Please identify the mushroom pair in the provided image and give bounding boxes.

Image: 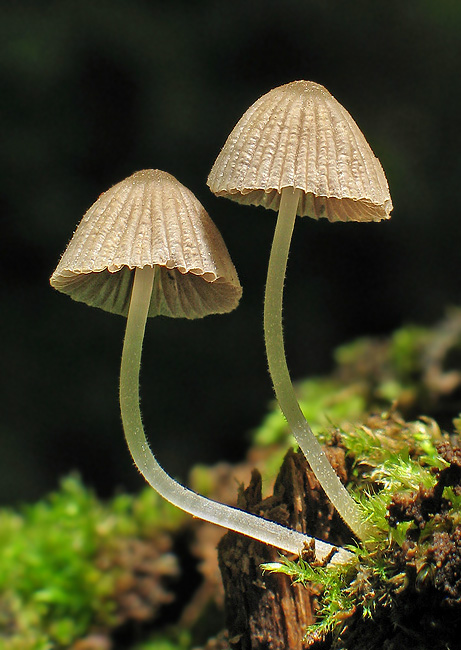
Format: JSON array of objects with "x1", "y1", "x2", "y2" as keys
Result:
[
  {"x1": 50, "y1": 168, "x2": 348, "y2": 563},
  {"x1": 51, "y1": 80, "x2": 392, "y2": 556},
  {"x1": 208, "y1": 81, "x2": 392, "y2": 541}
]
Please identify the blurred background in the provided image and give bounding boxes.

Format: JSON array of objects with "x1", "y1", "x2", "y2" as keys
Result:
[{"x1": 2, "y1": 0, "x2": 460, "y2": 506}]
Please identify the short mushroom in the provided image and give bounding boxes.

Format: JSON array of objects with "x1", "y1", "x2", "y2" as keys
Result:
[
  {"x1": 50, "y1": 168, "x2": 351, "y2": 562},
  {"x1": 208, "y1": 81, "x2": 393, "y2": 541}
]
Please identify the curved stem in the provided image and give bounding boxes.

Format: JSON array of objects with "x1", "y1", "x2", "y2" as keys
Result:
[
  {"x1": 264, "y1": 187, "x2": 371, "y2": 541},
  {"x1": 119, "y1": 266, "x2": 352, "y2": 564}
]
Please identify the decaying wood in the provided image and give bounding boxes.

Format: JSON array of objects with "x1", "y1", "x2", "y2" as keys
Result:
[{"x1": 218, "y1": 447, "x2": 353, "y2": 650}]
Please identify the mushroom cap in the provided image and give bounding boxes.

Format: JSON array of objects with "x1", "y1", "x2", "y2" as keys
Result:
[
  {"x1": 207, "y1": 80, "x2": 392, "y2": 222},
  {"x1": 50, "y1": 169, "x2": 242, "y2": 319}
]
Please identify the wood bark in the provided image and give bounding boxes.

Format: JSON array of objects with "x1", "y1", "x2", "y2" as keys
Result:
[{"x1": 218, "y1": 447, "x2": 352, "y2": 650}]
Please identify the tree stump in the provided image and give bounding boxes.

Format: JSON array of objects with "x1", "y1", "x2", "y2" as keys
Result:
[{"x1": 218, "y1": 447, "x2": 352, "y2": 650}]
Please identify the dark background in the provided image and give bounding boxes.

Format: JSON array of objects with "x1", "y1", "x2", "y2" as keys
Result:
[{"x1": 2, "y1": 0, "x2": 460, "y2": 506}]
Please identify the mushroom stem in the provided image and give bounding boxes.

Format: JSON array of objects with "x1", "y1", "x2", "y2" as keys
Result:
[
  {"x1": 120, "y1": 265, "x2": 352, "y2": 563},
  {"x1": 264, "y1": 187, "x2": 371, "y2": 541}
]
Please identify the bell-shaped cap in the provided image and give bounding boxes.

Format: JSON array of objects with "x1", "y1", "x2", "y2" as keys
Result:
[
  {"x1": 208, "y1": 80, "x2": 392, "y2": 222},
  {"x1": 50, "y1": 170, "x2": 242, "y2": 319}
]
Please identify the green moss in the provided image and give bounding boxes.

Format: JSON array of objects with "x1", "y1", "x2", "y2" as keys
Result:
[
  {"x1": 262, "y1": 411, "x2": 461, "y2": 647},
  {"x1": 0, "y1": 476, "x2": 185, "y2": 650},
  {"x1": 388, "y1": 325, "x2": 429, "y2": 379},
  {"x1": 134, "y1": 629, "x2": 192, "y2": 650}
]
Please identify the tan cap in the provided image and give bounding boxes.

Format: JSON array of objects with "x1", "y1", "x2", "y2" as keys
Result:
[
  {"x1": 50, "y1": 169, "x2": 242, "y2": 319},
  {"x1": 207, "y1": 80, "x2": 392, "y2": 222}
]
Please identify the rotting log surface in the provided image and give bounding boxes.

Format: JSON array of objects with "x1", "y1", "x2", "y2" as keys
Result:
[{"x1": 218, "y1": 448, "x2": 352, "y2": 650}]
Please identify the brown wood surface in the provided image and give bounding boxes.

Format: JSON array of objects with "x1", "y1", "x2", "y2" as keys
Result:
[{"x1": 218, "y1": 448, "x2": 352, "y2": 649}]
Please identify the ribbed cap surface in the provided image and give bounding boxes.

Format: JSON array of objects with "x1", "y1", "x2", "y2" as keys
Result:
[
  {"x1": 50, "y1": 170, "x2": 242, "y2": 318},
  {"x1": 208, "y1": 81, "x2": 392, "y2": 222}
]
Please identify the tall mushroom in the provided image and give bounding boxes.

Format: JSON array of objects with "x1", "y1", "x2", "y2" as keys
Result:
[
  {"x1": 208, "y1": 81, "x2": 393, "y2": 541},
  {"x1": 50, "y1": 169, "x2": 351, "y2": 562}
]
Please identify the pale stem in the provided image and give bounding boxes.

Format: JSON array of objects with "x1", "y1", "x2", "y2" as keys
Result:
[
  {"x1": 119, "y1": 265, "x2": 352, "y2": 564},
  {"x1": 264, "y1": 187, "x2": 371, "y2": 541}
]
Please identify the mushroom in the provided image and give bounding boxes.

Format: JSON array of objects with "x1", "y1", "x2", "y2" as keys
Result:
[
  {"x1": 208, "y1": 81, "x2": 393, "y2": 541},
  {"x1": 50, "y1": 169, "x2": 351, "y2": 562}
]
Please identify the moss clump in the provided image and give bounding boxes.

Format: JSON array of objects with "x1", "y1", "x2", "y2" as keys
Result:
[
  {"x1": 0, "y1": 476, "x2": 184, "y2": 650},
  {"x1": 334, "y1": 309, "x2": 461, "y2": 417},
  {"x1": 263, "y1": 410, "x2": 461, "y2": 649},
  {"x1": 133, "y1": 629, "x2": 193, "y2": 650}
]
